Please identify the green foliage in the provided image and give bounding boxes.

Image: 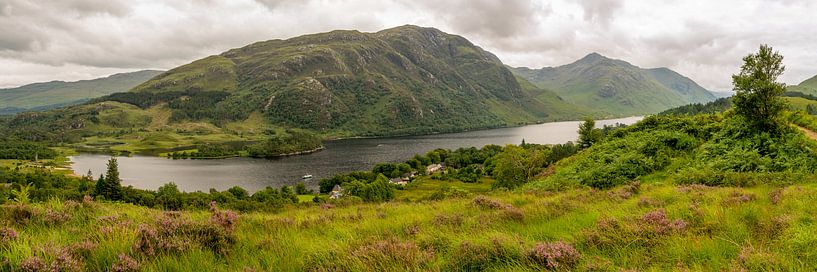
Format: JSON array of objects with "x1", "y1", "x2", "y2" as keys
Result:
[
  {"x1": 577, "y1": 117, "x2": 601, "y2": 148},
  {"x1": 731, "y1": 44, "x2": 787, "y2": 132},
  {"x1": 343, "y1": 174, "x2": 395, "y2": 202},
  {"x1": 246, "y1": 129, "x2": 322, "y2": 157},
  {"x1": 94, "y1": 157, "x2": 123, "y2": 201},
  {"x1": 660, "y1": 97, "x2": 732, "y2": 116},
  {"x1": 156, "y1": 182, "x2": 182, "y2": 210},
  {"x1": 683, "y1": 117, "x2": 817, "y2": 177},
  {"x1": 294, "y1": 182, "x2": 311, "y2": 195},
  {"x1": 0, "y1": 141, "x2": 58, "y2": 160},
  {"x1": 529, "y1": 115, "x2": 711, "y2": 190},
  {"x1": 493, "y1": 145, "x2": 549, "y2": 189},
  {"x1": 11, "y1": 183, "x2": 33, "y2": 204}
]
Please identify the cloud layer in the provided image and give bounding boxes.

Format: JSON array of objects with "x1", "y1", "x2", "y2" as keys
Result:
[{"x1": 1, "y1": 0, "x2": 815, "y2": 90}]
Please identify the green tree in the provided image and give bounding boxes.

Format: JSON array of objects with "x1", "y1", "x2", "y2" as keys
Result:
[
  {"x1": 577, "y1": 117, "x2": 601, "y2": 148},
  {"x1": 94, "y1": 157, "x2": 123, "y2": 201},
  {"x1": 731, "y1": 44, "x2": 787, "y2": 132},
  {"x1": 156, "y1": 182, "x2": 182, "y2": 210},
  {"x1": 295, "y1": 182, "x2": 311, "y2": 195},
  {"x1": 228, "y1": 186, "x2": 249, "y2": 200},
  {"x1": 493, "y1": 145, "x2": 549, "y2": 189}
]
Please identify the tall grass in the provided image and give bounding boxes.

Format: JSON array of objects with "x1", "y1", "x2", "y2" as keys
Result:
[{"x1": 3, "y1": 179, "x2": 817, "y2": 271}]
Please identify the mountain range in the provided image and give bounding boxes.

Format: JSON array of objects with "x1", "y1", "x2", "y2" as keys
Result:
[
  {"x1": 0, "y1": 70, "x2": 163, "y2": 115},
  {"x1": 121, "y1": 25, "x2": 588, "y2": 136},
  {"x1": 511, "y1": 53, "x2": 716, "y2": 115},
  {"x1": 0, "y1": 25, "x2": 591, "y2": 154}
]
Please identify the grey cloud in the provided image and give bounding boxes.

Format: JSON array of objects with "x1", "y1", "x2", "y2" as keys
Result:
[
  {"x1": 1, "y1": 0, "x2": 816, "y2": 91},
  {"x1": 577, "y1": 0, "x2": 623, "y2": 26},
  {"x1": 406, "y1": 0, "x2": 546, "y2": 39},
  {"x1": 52, "y1": 0, "x2": 132, "y2": 16}
]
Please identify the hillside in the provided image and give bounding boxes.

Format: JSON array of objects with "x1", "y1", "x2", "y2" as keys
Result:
[
  {"x1": 512, "y1": 53, "x2": 716, "y2": 116},
  {"x1": 3, "y1": 112, "x2": 817, "y2": 270},
  {"x1": 0, "y1": 25, "x2": 589, "y2": 155},
  {"x1": 128, "y1": 25, "x2": 584, "y2": 134},
  {"x1": 0, "y1": 70, "x2": 163, "y2": 115},
  {"x1": 789, "y1": 75, "x2": 817, "y2": 95}
]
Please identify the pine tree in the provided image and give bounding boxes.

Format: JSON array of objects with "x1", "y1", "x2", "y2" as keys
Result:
[
  {"x1": 84, "y1": 169, "x2": 94, "y2": 181},
  {"x1": 94, "y1": 157, "x2": 123, "y2": 201},
  {"x1": 94, "y1": 174, "x2": 105, "y2": 200}
]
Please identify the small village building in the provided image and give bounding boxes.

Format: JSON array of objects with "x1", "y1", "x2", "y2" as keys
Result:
[
  {"x1": 389, "y1": 177, "x2": 407, "y2": 186},
  {"x1": 426, "y1": 164, "x2": 444, "y2": 173},
  {"x1": 330, "y1": 185, "x2": 343, "y2": 199}
]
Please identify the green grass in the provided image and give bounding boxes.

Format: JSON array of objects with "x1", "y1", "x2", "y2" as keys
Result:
[
  {"x1": 296, "y1": 195, "x2": 315, "y2": 203},
  {"x1": 395, "y1": 176, "x2": 494, "y2": 201},
  {"x1": 784, "y1": 97, "x2": 817, "y2": 111},
  {"x1": 3, "y1": 181, "x2": 816, "y2": 271}
]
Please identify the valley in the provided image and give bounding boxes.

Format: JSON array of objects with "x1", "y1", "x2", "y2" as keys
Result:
[{"x1": 1, "y1": 5, "x2": 816, "y2": 270}]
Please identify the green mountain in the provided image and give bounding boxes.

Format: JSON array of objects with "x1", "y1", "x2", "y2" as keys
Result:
[
  {"x1": 1, "y1": 25, "x2": 588, "y2": 155},
  {"x1": 789, "y1": 75, "x2": 817, "y2": 95},
  {"x1": 0, "y1": 70, "x2": 163, "y2": 115},
  {"x1": 127, "y1": 25, "x2": 586, "y2": 134},
  {"x1": 511, "y1": 53, "x2": 716, "y2": 116}
]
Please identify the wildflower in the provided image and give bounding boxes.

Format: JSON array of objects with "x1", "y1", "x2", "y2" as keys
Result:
[
  {"x1": 0, "y1": 227, "x2": 18, "y2": 244},
  {"x1": 527, "y1": 241, "x2": 581, "y2": 269},
  {"x1": 472, "y1": 195, "x2": 503, "y2": 209},
  {"x1": 20, "y1": 256, "x2": 46, "y2": 272},
  {"x1": 83, "y1": 195, "x2": 94, "y2": 205},
  {"x1": 111, "y1": 254, "x2": 139, "y2": 272},
  {"x1": 43, "y1": 209, "x2": 71, "y2": 225}
]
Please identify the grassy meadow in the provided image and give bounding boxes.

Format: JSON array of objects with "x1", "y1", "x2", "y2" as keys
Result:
[{"x1": 2, "y1": 179, "x2": 815, "y2": 271}]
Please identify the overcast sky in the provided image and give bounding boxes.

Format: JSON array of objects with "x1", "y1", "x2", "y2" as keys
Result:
[{"x1": 1, "y1": 0, "x2": 815, "y2": 90}]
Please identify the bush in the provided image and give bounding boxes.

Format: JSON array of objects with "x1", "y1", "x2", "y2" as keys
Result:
[{"x1": 527, "y1": 241, "x2": 581, "y2": 269}]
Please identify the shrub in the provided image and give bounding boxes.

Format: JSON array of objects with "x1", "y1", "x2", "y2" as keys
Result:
[
  {"x1": 134, "y1": 206, "x2": 239, "y2": 257},
  {"x1": 472, "y1": 195, "x2": 503, "y2": 209},
  {"x1": 111, "y1": 254, "x2": 139, "y2": 272},
  {"x1": 584, "y1": 210, "x2": 688, "y2": 249},
  {"x1": 527, "y1": 241, "x2": 581, "y2": 269},
  {"x1": 449, "y1": 239, "x2": 520, "y2": 271},
  {"x1": 0, "y1": 227, "x2": 18, "y2": 246},
  {"x1": 19, "y1": 256, "x2": 46, "y2": 272},
  {"x1": 42, "y1": 209, "x2": 71, "y2": 226},
  {"x1": 350, "y1": 238, "x2": 435, "y2": 270}
]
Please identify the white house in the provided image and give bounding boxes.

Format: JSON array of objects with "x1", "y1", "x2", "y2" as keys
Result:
[
  {"x1": 426, "y1": 164, "x2": 443, "y2": 173},
  {"x1": 329, "y1": 185, "x2": 343, "y2": 199}
]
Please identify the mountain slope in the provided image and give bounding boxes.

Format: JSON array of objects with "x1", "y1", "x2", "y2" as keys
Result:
[
  {"x1": 512, "y1": 53, "x2": 715, "y2": 116},
  {"x1": 789, "y1": 75, "x2": 817, "y2": 95},
  {"x1": 124, "y1": 25, "x2": 584, "y2": 136},
  {"x1": 2, "y1": 25, "x2": 588, "y2": 154},
  {"x1": 0, "y1": 70, "x2": 163, "y2": 114}
]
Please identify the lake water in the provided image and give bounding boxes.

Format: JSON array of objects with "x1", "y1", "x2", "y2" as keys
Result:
[{"x1": 69, "y1": 116, "x2": 642, "y2": 193}]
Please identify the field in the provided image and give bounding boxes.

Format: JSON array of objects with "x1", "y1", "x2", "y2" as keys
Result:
[{"x1": 2, "y1": 178, "x2": 815, "y2": 271}]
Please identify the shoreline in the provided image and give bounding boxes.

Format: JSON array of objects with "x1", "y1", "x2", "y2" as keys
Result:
[{"x1": 324, "y1": 115, "x2": 644, "y2": 142}]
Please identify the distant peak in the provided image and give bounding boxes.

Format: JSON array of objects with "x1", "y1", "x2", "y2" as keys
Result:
[
  {"x1": 579, "y1": 52, "x2": 607, "y2": 62},
  {"x1": 378, "y1": 25, "x2": 445, "y2": 35}
]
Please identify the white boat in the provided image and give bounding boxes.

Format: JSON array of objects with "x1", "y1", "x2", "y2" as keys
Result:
[{"x1": 302, "y1": 174, "x2": 313, "y2": 179}]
